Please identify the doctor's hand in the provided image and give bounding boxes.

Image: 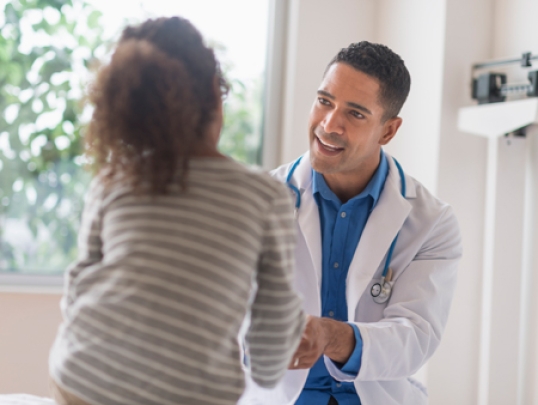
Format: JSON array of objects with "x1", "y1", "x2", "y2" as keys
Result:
[{"x1": 288, "y1": 315, "x2": 355, "y2": 370}]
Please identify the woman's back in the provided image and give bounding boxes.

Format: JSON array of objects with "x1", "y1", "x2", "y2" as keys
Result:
[
  {"x1": 48, "y1": 16, "x2": 305, "y2": 405},
  {"x1": 50, "y1": 158, "x2": 304, "y2": 405}
]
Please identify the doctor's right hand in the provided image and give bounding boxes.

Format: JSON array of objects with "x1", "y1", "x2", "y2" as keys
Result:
[
  {"x1": 289, "y1": 315, "x2": 325, "y2": 369},
  {"x1": 288, "y1": 315, "x2": 356, "y2": 370}
]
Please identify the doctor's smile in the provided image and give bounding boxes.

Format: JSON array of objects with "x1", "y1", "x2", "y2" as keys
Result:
[{"x1": 314, "y1": 132, "x2": 345, "y2": 156}]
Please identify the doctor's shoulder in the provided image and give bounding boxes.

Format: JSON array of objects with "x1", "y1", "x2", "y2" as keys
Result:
[
  {"x1": 403, "y1": 174, "x2": 463, "y2": 258},
  {"x1": 405, "y1": 174, "x2": 456, "y2": 220},
  {"x1": 269, "y1": 160, "x2": 294, "y2": 183}
]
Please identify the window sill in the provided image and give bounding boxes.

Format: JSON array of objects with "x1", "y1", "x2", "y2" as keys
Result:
[{"x1": 0, "y1": 273, "x2": 63, "y2": 294}]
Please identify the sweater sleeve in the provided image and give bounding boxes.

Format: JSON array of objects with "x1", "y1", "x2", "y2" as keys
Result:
[
  {"x1": 61, "y1": 176, "x2": 105, "y2": 319},
  {"x1": 245, "y1": 183, "x2": 306, "y2": 388}
]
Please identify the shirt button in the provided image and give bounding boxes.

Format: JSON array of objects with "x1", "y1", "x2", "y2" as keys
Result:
[
  {"x1": 340, "y1": 212, "x2": 347, "y2": 218},
  {"x1": 328, "y1": 311, "x2": 334, "y2": 317},
  {"x1": 333, "y1": 262, "x2": 339, "y2": 269},
  {"x1": 336, "y1": 383, "x2": 342, "y2": 388}
]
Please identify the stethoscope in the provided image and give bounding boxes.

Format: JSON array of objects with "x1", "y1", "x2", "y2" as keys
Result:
[{"x1": 285, "y1": 155, "x2": 406, "y2": 305}]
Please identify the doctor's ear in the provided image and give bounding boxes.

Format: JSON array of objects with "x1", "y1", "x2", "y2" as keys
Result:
[{"x1": 379, "y1": 117, "x2": 402, "y2": 145}]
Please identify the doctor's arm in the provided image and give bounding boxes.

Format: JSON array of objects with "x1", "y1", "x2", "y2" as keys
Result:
[{"x1": 327, "y1": 205, "x2": 462, "y2": 382}]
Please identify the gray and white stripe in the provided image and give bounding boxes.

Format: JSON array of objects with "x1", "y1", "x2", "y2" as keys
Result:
[{"x1": 50, "y1": 158, "x2": 305, "y2": 405}]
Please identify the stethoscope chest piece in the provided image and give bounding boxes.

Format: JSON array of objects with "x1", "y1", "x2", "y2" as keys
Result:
[
  {"x1": 371, "y1": 280, "x2": 392, "y2": 304},
  {"x1": 371, "y1": 267, "x2": 393, "y2": 304}
]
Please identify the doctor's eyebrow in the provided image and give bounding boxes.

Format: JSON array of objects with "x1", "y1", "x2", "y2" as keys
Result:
[{"x1": 317, "y1": 90, "x2": 372, "y2": 115}]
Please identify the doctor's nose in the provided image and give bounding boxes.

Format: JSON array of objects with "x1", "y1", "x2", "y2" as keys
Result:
[{"x1": 321, "y1": 111, "x2": 344, "y2": 135}]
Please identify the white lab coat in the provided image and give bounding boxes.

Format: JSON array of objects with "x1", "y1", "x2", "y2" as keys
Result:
[{"x1": 239, "y1": 151, "x2": 462, "y2": 405}]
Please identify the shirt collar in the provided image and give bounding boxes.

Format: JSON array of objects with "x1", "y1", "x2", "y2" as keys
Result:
[{"x1": 312, "y1": 149, "x2": 388, "y2": 207}]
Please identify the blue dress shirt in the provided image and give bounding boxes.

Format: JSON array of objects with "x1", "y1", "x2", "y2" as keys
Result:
[{"x1": 295, "y1": 151, "x2": 389, "y2": 405}]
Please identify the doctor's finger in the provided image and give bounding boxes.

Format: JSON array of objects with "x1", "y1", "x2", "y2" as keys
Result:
[
  {"x1": 293, "y1": 353, "x2": 321, "y2": 369},
  {"x1": 293, "y1": 341, "x2": 316, "y2": 359}
]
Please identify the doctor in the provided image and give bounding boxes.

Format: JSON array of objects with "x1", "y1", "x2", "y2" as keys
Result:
[{"x1": 240, "y1": 41, "x2": 462, "y2": 405}]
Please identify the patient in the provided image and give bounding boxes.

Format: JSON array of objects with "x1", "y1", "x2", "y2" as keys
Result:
[{"x1": 48, "y1": 17, "x2": 305, "y2": 405}]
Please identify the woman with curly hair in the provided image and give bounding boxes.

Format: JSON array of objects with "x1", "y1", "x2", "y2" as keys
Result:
[{"x1": 48, "y1": 16, "x2": 305, "y2": 405}]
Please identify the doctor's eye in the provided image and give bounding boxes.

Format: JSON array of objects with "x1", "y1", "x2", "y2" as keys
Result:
[{"x1": 349, "y1": 110, "x2": 364, "y2": 119}]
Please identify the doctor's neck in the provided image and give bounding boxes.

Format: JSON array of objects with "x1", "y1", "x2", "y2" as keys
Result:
[{"x1": 320, "y1": 154, "x2": 381, "y2": 204}]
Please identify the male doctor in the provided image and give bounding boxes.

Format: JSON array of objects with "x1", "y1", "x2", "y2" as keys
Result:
[{"x1": 240, "y1": 41, "x2": 462, "y2": 405}]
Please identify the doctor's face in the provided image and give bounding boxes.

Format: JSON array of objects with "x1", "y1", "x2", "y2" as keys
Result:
[{"x1": 308, "y1": 63, "x2": 401, "y2": 185}]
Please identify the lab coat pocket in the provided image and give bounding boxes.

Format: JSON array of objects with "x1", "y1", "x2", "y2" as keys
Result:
[{"x1": 353, "y1": 279, "x2": 389, "y2": 322}]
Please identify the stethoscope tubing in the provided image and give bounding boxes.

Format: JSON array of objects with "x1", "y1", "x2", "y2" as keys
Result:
[
  {"x1": 381, "y1": 157, "x2": 405, "y2": 279},
  {"x1": 286, "y1": 157, "x2": 303, "y2": 210}
]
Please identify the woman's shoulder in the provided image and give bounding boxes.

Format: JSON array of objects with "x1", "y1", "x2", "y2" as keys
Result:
[{"x1": 190, "y1": 157, "x2": 289, "y2": 198}]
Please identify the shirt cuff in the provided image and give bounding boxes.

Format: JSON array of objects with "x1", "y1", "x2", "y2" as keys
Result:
[
  {"x1": 340, "y1": 323, "x2": 363, "y2": 375},
  {"x1": 323, "y1": 323, "x2": 363, "y2": 382}
]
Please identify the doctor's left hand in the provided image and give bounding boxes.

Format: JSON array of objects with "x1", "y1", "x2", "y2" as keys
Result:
[{"x1": 289, "y1": 315, "x2": 355, "y2": 370}]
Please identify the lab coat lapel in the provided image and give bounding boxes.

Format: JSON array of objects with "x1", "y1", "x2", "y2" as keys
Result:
[
  {"x1": 346, "y1": 155, "x2": 413, "y2": 320},
  {"x1": 294, "y1": 153, "x2": 323, "y2": 293}
]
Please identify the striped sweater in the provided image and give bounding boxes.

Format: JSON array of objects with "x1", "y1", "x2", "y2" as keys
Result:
[{"x1": 49, "y1": 157, "x2": 306, "y2": 405}]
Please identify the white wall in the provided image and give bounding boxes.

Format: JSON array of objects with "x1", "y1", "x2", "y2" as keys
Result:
[
  {"x1": 0, "y1": 292, "x2": 62, "y2": 396},
  {"x1": 488, "y1": 3, "x2": 538, "y2": 404},
  {"x1": 279, "y1": 0, "x2": 376, "y2": 164},
  {"x1": 524, "y1": 126, "x2": 538, "y2": 405},
  {"x1": 376, "y1": 0, "x2": 447, "y2": 194},
  {"x1": 429, "y1": 0, "x2": 493, "y2": 404}
]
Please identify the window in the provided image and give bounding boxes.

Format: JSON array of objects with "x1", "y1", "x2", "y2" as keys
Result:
[{"x1": 0, "y1": 0, "x2": 270, "y2": 277}]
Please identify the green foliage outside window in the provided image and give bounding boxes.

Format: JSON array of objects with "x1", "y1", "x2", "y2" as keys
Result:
[{"x1": 0, "y1": 0, "x2": 264, "y2": 274}]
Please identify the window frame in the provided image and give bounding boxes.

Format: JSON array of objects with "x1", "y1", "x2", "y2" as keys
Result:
[
  {"x1": 0, "y1": 0, "x2": 287, "y2": 288},
  {"x1": 260, "y1": 0, "x2": 288, "y2": 170},
  {"x1": 0, "y1": 273, "x2": 63, "y2": 291}
]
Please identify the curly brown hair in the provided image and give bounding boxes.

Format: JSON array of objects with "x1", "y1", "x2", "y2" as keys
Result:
[{"x1": 85, "y1": 17, "x2": 228, "y2": 194}]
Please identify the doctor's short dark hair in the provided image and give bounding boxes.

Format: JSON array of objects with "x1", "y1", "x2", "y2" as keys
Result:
[
  {"x1": 85, "y1": 16, "x2": 229, "y2": 194},
  {"x1": 326, "y1": 41, "x2": 411, "y2": 122}
]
